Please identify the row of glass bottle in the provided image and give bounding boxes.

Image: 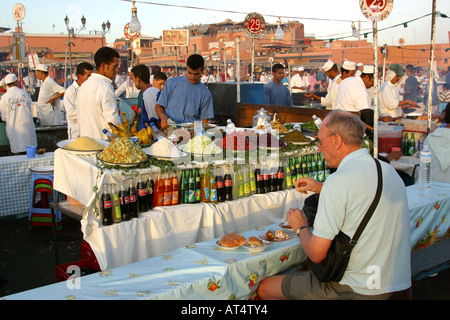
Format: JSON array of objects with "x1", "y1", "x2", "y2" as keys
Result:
[{"x1": 100, "y1": 152, "x2": 330, "y2": 226}]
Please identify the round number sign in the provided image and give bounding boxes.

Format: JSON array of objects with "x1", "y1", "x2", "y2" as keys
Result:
[
  {"x1": 12, "y1": 3, "x2": 26, "y2": 22},
  {"x1": 124, "y1": 23, "x2": 140, "y2": 40},
  {"x1": 244, "y1": 12, "x2": 266, "y2": 36},
  {"x1": 360, "y1": 0, "x2": 394, "y2": 22}
]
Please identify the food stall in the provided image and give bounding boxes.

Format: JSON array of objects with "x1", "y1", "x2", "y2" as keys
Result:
[{"x1": 50, "y1": 118, "x2": 323, "y2": 270}]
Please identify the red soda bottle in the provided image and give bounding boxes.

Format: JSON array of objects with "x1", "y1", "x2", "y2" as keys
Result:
[{"x1": 171, "y1": 171, "x2": 179, "y2": 205}]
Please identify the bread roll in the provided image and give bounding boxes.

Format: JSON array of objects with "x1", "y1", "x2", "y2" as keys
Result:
[
  {"x1": 247, "y1": 236, "x2": 263, "y2": 247},
  {"x1": 266, "y1": 230, "x2": 275, "y2": 241},
  {"x1": 219, "y1": 233, "x2": 246, "y2": 247}
]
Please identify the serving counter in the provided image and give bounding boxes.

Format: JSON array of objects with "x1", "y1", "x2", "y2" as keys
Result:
[{"x1": 53, "y1": 149, "x2": 308, "y2": 270}]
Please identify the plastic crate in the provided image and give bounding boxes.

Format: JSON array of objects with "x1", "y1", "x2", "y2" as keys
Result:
[
  {"x1": 56, "y1": 257, "x2": 100, "y2": 282},
  {"x1": 80, "y1": 241, "x2": 101, "y2": 270}
]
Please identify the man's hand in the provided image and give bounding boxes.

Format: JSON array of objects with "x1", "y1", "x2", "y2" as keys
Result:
[
  {"x1": 286, "y1": 208, "x2": 308, "y2": 231},
  {"x1": 295, "y1": 177, "x2": 323, "y2": 194}
]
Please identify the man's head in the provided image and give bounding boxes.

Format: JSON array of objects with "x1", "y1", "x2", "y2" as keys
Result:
[
  {"x1": 318, "y1": 110, "x2": 365, "y2": 168},
  {"x1": 151, "y1": 65, "x2": 161, "y2": 75},
  {"x1": 35, "y1": 64, "x2": 49, "y2": 81},
  {"x1": 131, "y1": 64, "x2": 150, "y2": 89},
  {"x1": 405, "y1": 64, "x2": 415, "y2": 77},
  {"x1": 340, "y1": 61, "x2": 356, "y2": 80},
  {"x1": 360, "y1": 65, "x2": 374, "y2": 89},
  {"x1": 298, "y1": 66, "x2": 305, "y2": 76},
  {"x1": 5, "y1": 73, "x2": 17, "y2": 87},
  {"x1": 76, "y1": 62, "x2": 94, "y2": 85},
  {"x1": 94, "y1": 47, "x2": 120, "y2": 80},
  {"x1": 186, "y1": 54, "x2": 205, "y2": 84},
  {"x1": 271, "y1": 63, "x2": 285, "y2": 84},
  {"x1": 152, "y1": 71, "x2": 167, "y2": 91},
  {"x1": 323, "y1": 60, "x2": 339, "y2": 80},
  {"x1": 387, "y1": 63, "x2": 405, "y2": 85}
]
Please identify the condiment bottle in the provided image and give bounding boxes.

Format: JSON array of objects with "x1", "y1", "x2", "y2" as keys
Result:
[
  {"x1": 147, "y1": 174, "x2": 154, "y2": 210},
  {"x1": 195, "y1": 168, "x2": 201, "y2": 203},
  {"x1": 249, "y1": 164, "x2": 256, "y2": 195},
  {"x1": 232, "y1": 166, "x2": 240, "y2": 200},
  {"x1": 188, "y1": 168, "x2": 196, "y2": 204},
  {"x1": 180, "y1": 169, "x2": 188, "y2": 204},
  {"x1": 210, "y1": 171, "x2": 218, "y2": 204}
]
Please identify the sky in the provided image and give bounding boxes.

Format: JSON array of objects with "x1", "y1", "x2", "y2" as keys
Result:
[{"x1": 1, "y1": 0, "x2": 449, "y2": 47}]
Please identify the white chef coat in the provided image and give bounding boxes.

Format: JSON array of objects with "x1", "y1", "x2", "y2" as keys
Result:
[
  {"x1": 290, "y1": 73, "x2": 309, "y2": 93},
  {"x1": 37, "y1": 76, "x2": 65, "y2": 126},
  {"x1": 114, "y1": 79, "x2": 139, "y2": 99},
  {"x1": 0, "y1": 86, "x2": 37, "y2": 153},
  {"x1": 321, "y1": 75, "x2": 341, "y2": 110},
  {"x1": 334, "y1": 76, "x2": 372, "y2": 112},
  {"x1": 63, "y1": 81, "x2": 80, "y2": 139},
  {"x1": 378, "y1": 81, "x2": 402, "y2": 118},
  {"x1": 76, "y1": 73, "x2": 121, "y2": 140}
]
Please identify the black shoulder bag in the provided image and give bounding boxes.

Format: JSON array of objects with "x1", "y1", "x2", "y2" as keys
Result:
[{"x1": 308, "y1": 158, "x2": 383, "y2": 283}]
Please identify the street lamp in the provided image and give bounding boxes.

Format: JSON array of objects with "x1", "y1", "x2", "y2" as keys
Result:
[{"x1": 64, "y1": 14, "x2": 86, "y2": 87}]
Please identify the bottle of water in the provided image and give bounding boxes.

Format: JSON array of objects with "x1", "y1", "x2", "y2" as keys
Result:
[
  {"x1": 149, "y1": 122, "x2": 164, "y2": 141},
  {"x1": 312, "y1": 115, "x2": 322, "y2": 129},
  {"x1": 102, "y1": 128, "x2": 118, "y2": 141},
  {"x1": 419, "y1": 145, "x2": 432, "y2": 189}
]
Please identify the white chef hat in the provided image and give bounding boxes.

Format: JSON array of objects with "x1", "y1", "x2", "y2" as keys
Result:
[
  {"x1": 5, "y1": 73, "x2": 18, "y2": 85},
  {"x1": 298, "y1": 66, "x2": 305, "y2": 72},
  {"x1": 35, "y1": 64, "x2": 49, "y2": 72},
  {"x1": 362, "y1": 65, "x2": 374, "y2": 74},
  {"x1": 342, "y1": 60, "x2": 356, "y2": 71},
  {"x1": 323, "y1": 60, "x2": 334, "y2": 72}
]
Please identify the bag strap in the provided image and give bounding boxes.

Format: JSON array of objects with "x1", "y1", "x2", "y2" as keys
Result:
[{"x1": 350, "y1": 158, "x2": 383, "y2": 245}]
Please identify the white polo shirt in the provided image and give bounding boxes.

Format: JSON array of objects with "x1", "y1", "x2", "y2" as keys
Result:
[{"x1": 313, "y1": 149, "x2": 411, "y2": 295}]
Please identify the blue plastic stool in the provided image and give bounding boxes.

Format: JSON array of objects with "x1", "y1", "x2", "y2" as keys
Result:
[{"x1": 28, "y1": 166, "x2": 62, "y2": 230}]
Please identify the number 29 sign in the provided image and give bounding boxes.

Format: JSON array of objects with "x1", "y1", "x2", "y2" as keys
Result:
[{"x1": 244, "y1": 12, "x2": 266, "y2": 37}]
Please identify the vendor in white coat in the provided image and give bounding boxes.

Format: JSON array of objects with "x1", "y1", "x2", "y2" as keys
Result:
[
  {"x1": 378, "y1": 63, "x2": 417, "y2": 122},
  {"x1": 35, "y1": 64, "x2": 65, "y2": 126},
  {"x1": 0, "y1": 74, "x2": 37, "y2": 154},
  {"x1": 304, "y1": 60, "x2": 341, "y2": 109},
  {"x1": 76, "y1": 47, "x2": 122, "y2": 140},
  {"x1": 63, "y1": 62, "x2": 94, "y2": 139}
]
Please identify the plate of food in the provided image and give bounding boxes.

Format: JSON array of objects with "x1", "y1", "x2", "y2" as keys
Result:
[
  {"x1": 288, "y1": 136, "x2": 316, "y2": 145},
  {"x1": 278, "y1": 222, "x2": 295, "y2": 233},
  {"x1": 243, "y1": 237, "x2": 271, "y2": 253},
  {"x1": 96, "y1": 137, "x2": 148, "y2": 167},
  {"x1": 259, "y1": 229, "x2": 294, "y2": 242},
  {"x1": 57, "y1": 137, "x2": 109, "y2": 155},
  {"x1": 216, "y1": 233, "x2": 246, "y2": 251}
]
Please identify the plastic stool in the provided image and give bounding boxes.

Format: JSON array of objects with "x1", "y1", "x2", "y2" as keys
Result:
[{"x1": 28, "y1": 166, "x2": 63, "y2": 230}]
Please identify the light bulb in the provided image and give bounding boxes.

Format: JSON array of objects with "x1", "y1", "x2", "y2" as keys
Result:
[
  {"x1": 275, "y1": 25, "x2": 284, "y2": 40},
  {"x1": 129, "y1": 2, "x2": 141, "y2": 33},
  {"x1": 351, "y1": 22, "x2": 360, "y2": 38}
]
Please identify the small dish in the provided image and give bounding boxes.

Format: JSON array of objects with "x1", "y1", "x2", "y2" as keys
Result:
[{"x1": 243, "y1": 240, "x2": 271, "y2": 253}]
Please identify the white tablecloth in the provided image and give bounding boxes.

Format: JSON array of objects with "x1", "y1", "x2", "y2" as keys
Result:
[{"x1": 53, "y1": 149, "x2": 308, "y2": 270}]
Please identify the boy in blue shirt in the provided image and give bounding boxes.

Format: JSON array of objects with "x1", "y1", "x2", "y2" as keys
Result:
[{"x1": 264, "y1": 63, "x2": 293, "y2": 107}]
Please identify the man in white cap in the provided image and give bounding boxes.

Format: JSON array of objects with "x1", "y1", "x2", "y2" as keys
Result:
[
  {"x1": 35, "y1": 64, "x2": 65, "y2": 126},
  {"x1": 305, "y1": 60, "x2": 341, "y2": 109},
  {"x1": 334, "y1": 65, "x2": 375, "y2": 136},
  {"x1": 378, "y1": 63, "x2": 418, "y2": 122},
  {"x1": 0, "y1": 74, "x2": 37, "y2": 154},
  {"x1": 290, "y1": 66, "x2": 310, "y2": 93},
  {"x1": 115, "y1": 67, "x2": 139, "y2": 99}
]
